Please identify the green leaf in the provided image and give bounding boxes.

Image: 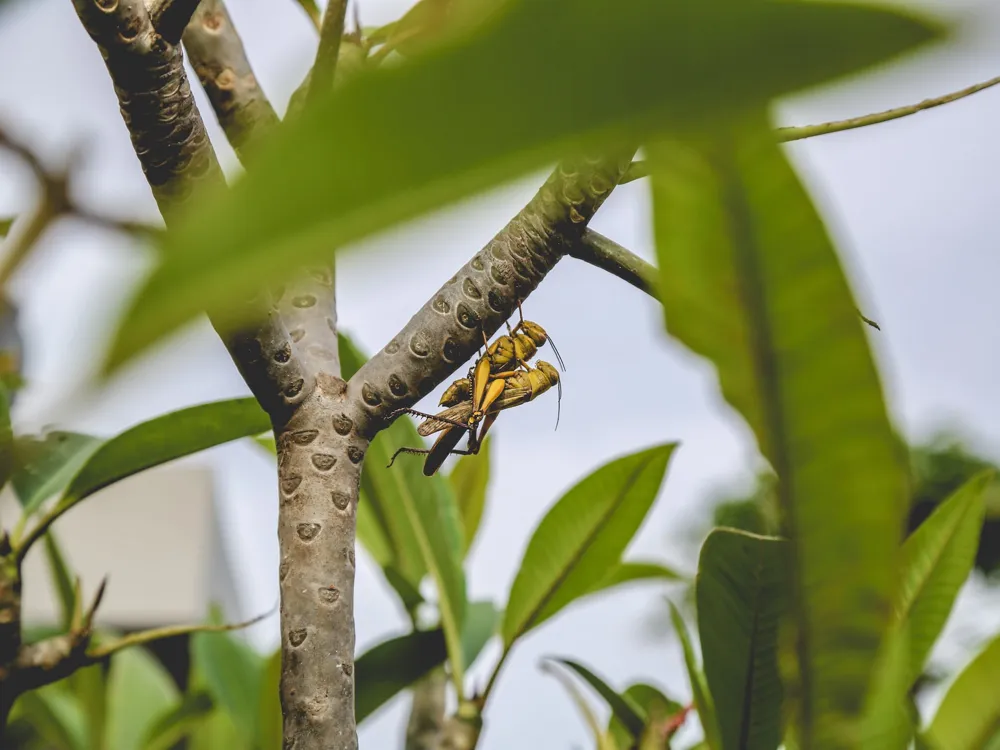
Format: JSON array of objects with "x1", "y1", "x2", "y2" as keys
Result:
[
  {"x1": 670, "y1": 602, "x2": 722, "y2": 750},
  {"x1": 14, "y1": 686, "x2": 88, "y2": 750},
  {"x1": 251, "y1": 432, "x2": 275, "y2": 454},
  {"x1": 925, "y1": 633, "x2": 1000, "y2": 750},
  {"x1": 191, "y1": 625, "x2": 264, "y2": 746},
  {"x1": 608, "y1": 683, "x2": 683, "y2": 750},
  {"x1": 648, "y1": 118, "x2": 908, "y2": 749},
  {"x1": 460, "y1": 599, "x2": 499, "y2": 671},
  {"x1": 503, "y1": 444, "x2": 676, "y2": 647},
  {"x1": 550, "y1": 658, "x2": 646, "y2": 740},
  {"x1": 860, "y1": 627, "x2": 912, "y2": 750},
  {"x1": 45, "y1": 398, "x2": 269, "y2": 527},
  {"x1": 256, "y1": 649, "x2": 282, "y2": 750},
  {"x1": 696, "y1": 529, "x2": 789, "y2": 750},
  {"x1": 106, "y1": 647, "x2": 181, "y2": 750},
  {"x1": 0, "y1": 217, "x2": 13, "y2": 237},
  {"x1": 448, "y1": 436, "x2": 491, "y2": 556},
  {"x1": 42, "y1": 530, "x2": 76, "y2": 630},
  {"x1": 11, "y1": 431, "x2": 102, "y2": 514},
  {"x1": 355, "y1": 628, "x2": 448, "y2": 723},
  {"x1": 896, "y1": 471, "x2": 990, "y2": 684},
  {"x1": 142, "y1": 691, "x2": 215, "y2": 750},
  {"x1": 105, "y1": 0, "x2": 942, "y2": 370}
]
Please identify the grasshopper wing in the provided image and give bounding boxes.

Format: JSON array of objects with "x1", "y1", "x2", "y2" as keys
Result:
[{"x1": 417, "y1": 402, "x2": 472, "y2": 436}]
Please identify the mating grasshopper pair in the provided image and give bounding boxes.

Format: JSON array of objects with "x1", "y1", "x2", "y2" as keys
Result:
[{"x1": 388, "y1": 305, "x2": 564, "y2": 476}]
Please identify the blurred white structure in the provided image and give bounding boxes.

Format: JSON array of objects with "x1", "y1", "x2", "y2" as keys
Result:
[{"x1": 0, "y1": 465, "x2": 242, "y2": 630}]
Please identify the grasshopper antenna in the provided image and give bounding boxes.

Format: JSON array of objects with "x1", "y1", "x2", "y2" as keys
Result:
[
  {"x1": 546, "y1": 331, "x2": 567, "y2": 372},
  {"x1": 554, "y1": 374, "x2": 562, "y2": 431}
]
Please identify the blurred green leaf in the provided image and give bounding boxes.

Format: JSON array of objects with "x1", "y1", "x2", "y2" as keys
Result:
[
  {"x1": 460, "y1": 599, "x2": 499, "y2": 671},
  {"x1": 925, "y1": 633, "x2": 1000, "y2": 750},
  {"x1": 608, "y1": 683, "x2": 683, "y2": 750},
  {"x1": 543, "y1": 660, "x2": 619, "y2": 750},
  {"x1": 670, "y1": 602, "x2": 721, "y2": 750},
  {"x1": 448, "y1": 436, "x2": 491, "y2": 557},
  {"x1": 142, "y1": 691, "x2": 215, "y2": 750},
  {"x1": 105, "y1": 0, "x2": 942, "y2": 370},
  {"x1": 11, "y1": 431, "x2": 102, "y2": 514},
  {"x1": 106, "y1": 647, "x2": 181, "y2": 750},
  {"x1": 356, "y1": 628, "x2": 448, "y2": 723},
  {"x1": 503, "y1": 444, "x2": 676, "y2": 647},
  {"x1": 191, "y1": 624, "x2": 264, "y2": 746},
  {"x1": 42, "y1": 530, "x2": 76, "y2": 630},
  {"x1": 0, "y1": 382, "x2": 12, "y2": 489},
  {"x1": 896, "y1": 471, "x2": 989, "y2": 684},
  {"x1": 187, "y1": 708, "x2": 247, "y2": 750},
  {"x1": 0, "y1": 217, "x2": 13, "y2": 237},
  {"x1": 550, "y1": 658, "x2": 645, "y2": 740},
  {"x1": 257, "y1": 649, "x2": 282, "y2": 750},
  {"x1": 41, "y1": 398, "x2": 269, "y2": 530},
  {"x1": 251, "y1": 433, "x2": 275, "y2": 454},
  {"x1": 14, "y1": 686, "x2": 87, "y2": 750},
  {"x1": 860, "y1": 626, "x2": 912, "y2": 750},
  {"x1": 648, "y1": 117, "x2": 907, "y2": 748},
  {"x1": 696, "y1": 529, "x2": 788, "y2": 750},
  {"x1": 67, "y1": 663, "x2": 107, "y2": 750}
]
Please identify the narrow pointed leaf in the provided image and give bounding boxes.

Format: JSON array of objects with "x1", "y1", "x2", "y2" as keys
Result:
[
  {"x1": 14, "y1": 687, "x2": 88, "y2": 750},
  {"x1": 355, "y1": 628, "x2": 448, "y2": 723},
  {"x1": 0, "y1": 383, "x2": 12, "y2": 489},
  {"x1": 649, "y1": 118, "x2": 908, "y2": 748},
  {"x1": 696, "y1": 529, "x2": 789, "y2": 750},
  {"x1": 448, "y1": 436, "x2": 491, "y2": 556},
  {"x1": 503, "y1": 444, "x2": 676, "y2": 647},
  {"x1": 106, "y1": 647, "x2": 181, "y2": 750},
  {"x1": 925, "y1": 633, "x2": 1000, "y2": 750},
  {"x1": 671, "y1": 602, "x2": 722, "y2": 750},
  {"x1": 896, "y1": 471, "x2": 990, "y2": 683},
  {"x1": 551, "y1": 658, "x2": 646, "y2": 740},
  {"x1": 105, "y1": 0, "x2": 941, "y2": 370}
]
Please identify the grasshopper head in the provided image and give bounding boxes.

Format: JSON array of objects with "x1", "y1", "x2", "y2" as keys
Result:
[
  {"x1": 536, "y1": 360, "x2": 559, "y2": 383},
  {"x1": 521, "y1": 321, "x2": 548, "y2": 346}
]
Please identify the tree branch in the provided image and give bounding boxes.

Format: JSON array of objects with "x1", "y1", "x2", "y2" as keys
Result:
[
  {"x1": 307, "y1": 0, "x2": 349, "y2": 107},
  {"x1": 621, "y1": 73, "x2": 1000, "y2": 185},
  {"x1": 568, "y1": 229, "x2": 658, "y2": 299},
  {"x1": 345, "y1": 148, "x2": 636, "y2": 437},
  {"x1": 406, "y1": 667, "x2": 447, "y2": 750},
  {"x1": 69, "y1": 0, "x2": 311, "y2": 422},
  {"x1": 149, "y1": 0, "x2": 203, "y2": 45}
]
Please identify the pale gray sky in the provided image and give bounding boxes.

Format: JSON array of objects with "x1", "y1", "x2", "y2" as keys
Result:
[{"x1": 1, "y1": 0, "x2": 999, "y2": 747}]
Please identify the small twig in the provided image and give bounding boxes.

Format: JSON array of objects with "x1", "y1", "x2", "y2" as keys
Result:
[
  {"x1": 621, "y1": 74, "x2": 1000, "y2": 185},
  {"x1": 295, "y1": 0, "x2": 323, "y2": 31},
  {"x1": 149, "y1": 0, "x2": 203, "y2": 44},
  {"x1": 307, "y1": 0, "x2": 350, "y2": 107},
  {"x1": 568, "y1": 229, "x2": 881, "y2": 330},
  {"x1": 568, "y1": 229, "x2": 659, "y2": 299},
  {"x1": 86, "y1": 607, "x2": 273, "y2": 659}
]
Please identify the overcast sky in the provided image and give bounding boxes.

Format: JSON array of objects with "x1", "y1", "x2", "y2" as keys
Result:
[{"x1": 1, "y1": 0, "x2": 999, "y2": 747}]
